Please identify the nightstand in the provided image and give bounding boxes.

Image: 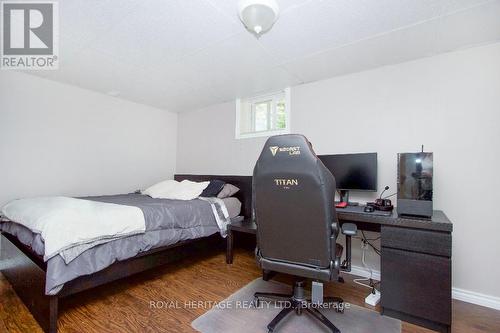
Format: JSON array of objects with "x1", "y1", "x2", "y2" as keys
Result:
[{"x1": 226, "y1": 218, "x2": 256, "y2": 264}]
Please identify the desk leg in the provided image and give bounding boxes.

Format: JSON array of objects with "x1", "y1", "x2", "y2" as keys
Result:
[{"x1": 226, "y1": 229, "x2": 233, "y2": 264}]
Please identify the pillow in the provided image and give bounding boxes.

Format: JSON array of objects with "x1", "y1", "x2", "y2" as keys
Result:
[
  {"x1": 217, "y1": 183, "x2": 240, "y2": 199},
  {"x1": 172, "y1": 180, "x2": 210, "y2": 200},
  {"x1": 143, "y1": 180, "x2": 209, "y2": 200},
  {"x1": 142, "y1": 180, "x2": 178, "y2": 197},
  {"x1": 222, "y1": 197, "x2": 242, "y2": 218},
  {"x1": 200, "y1": 179, "x2": 226, "y2": 197}
]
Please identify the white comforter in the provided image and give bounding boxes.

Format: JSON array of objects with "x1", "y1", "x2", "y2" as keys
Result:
[{"x1": 1, "y1": 196, "x2": 146, "y2": 261}]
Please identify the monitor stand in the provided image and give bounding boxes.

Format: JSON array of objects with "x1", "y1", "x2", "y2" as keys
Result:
[{"x1": 338, "y1": 190, "x2": 359, "y2": 206}]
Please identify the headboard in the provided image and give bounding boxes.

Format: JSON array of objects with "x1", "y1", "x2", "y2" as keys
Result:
[{"x1": 174, "y1": 174, "x2": 253, "y2": 218}]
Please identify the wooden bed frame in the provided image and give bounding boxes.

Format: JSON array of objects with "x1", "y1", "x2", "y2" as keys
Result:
[{"x1": 0, "y1": 174, "x2": 252, "y2": 333}]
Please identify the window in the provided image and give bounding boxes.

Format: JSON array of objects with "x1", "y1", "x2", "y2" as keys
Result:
[{"x1": 235, "y1": 88, "x2": 290, "y2": 139}]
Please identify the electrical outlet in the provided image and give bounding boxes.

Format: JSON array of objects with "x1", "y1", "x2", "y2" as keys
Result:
[{"x1": 365, "y1": 289, "x2": 381, "y2": 306}]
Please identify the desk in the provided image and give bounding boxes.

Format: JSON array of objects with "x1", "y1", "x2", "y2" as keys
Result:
[
  {"x1": 226, "y1": 209, "x2": 452, "y2": 333},
  {"x1": 338, "y1": 208, "x2": 452, "y2": 333},
  {"x1": 337, "y1": 205, "x2": 452, "y2": 232}
]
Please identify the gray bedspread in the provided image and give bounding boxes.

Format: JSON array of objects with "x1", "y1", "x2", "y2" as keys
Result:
[{"x1": 0, "y1": 194, "x2": 222, "y2": 295}]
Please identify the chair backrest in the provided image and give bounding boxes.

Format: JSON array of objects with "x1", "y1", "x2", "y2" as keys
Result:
[{"x1": 253, "y1": 134, "x2": 338, "y2": 268}]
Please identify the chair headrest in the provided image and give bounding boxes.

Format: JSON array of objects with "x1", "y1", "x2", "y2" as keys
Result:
[{"x1": 254, "y1": 134, "x2": 319, "y2": 175}]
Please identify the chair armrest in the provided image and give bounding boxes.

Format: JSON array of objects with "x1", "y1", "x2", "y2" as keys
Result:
[
  {"x1": 341, "y1": 223, "x2": 357, "y2": 236},
  {"x1": 331, "y1": 222, "x2": 340, "y2": 234},
  {"x1": 340, "y1": 223, "x2": 356, "y2": 272}
]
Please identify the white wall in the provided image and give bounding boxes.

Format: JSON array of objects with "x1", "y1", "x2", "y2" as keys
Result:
[
  {"x1": 177, "y1": 43, "x2": 500, "y2": 300},
  {"x1": 0, "y1": 71, "x2": 177, "y2": 206}
]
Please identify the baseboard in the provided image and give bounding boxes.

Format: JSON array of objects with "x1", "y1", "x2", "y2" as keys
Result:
[
  {"x1": 344, "y1": 265, "x2": 500, "y2": 310},
  {"x1": 452, "y1": 288, "x2": 500, "y2": 310},
  {"x1": 343, "y1": 264, "x2": 381, "y2": 281}
]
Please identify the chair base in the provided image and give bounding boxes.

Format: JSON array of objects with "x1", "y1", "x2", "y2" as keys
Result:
[{"x1": 253, "y1": 280, "x2": 344, "y2": 333}]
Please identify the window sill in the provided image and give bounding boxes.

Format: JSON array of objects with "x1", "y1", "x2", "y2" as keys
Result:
[{"x1": 236, "y1": 128, "x2": 290, "y2": 140}]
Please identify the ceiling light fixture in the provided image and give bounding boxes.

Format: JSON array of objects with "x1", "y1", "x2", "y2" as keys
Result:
[{"x1": 238, "y1": 0, "x2": 279, "y2": 36}]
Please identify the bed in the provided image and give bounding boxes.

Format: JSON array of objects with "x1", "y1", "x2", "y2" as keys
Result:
[{"x1": 0, "y1": 174, "x2": 253, "y2": 333}]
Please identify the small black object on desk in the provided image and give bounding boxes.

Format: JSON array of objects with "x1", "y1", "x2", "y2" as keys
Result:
[{"x1": 364, "y1": 205, "x2": 374, "y2": 212}]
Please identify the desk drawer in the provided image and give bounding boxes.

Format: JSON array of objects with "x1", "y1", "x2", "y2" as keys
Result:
[
  {"x1": 381, "y1": 247, "x2": 451, "y2": 325},
  {"x1": 381, "y1": 226, "x2": 451, "y2": 257}
]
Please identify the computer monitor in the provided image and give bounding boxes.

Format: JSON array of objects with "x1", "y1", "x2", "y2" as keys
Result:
[{"x1": 318, "y1": 153, "x2": 377, "y2": 204}]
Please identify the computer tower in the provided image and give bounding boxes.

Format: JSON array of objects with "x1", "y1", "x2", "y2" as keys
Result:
[{"x1": 397, "y1": 152, "x2": 433, "y2": 218}]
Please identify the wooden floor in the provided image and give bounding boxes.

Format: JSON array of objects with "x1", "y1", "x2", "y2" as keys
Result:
[{"x1": 1, "y1": 247, "x2": 499, "y2": 333}]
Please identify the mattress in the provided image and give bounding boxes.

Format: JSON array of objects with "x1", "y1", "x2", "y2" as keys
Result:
[{"x1": 0, "y1": 193, "x2": 226, "y2": 295}]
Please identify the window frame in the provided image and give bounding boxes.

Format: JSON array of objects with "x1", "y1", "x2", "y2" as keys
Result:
[{"x1": 235, "y1": 88, "x2": 291, "y2": 139}]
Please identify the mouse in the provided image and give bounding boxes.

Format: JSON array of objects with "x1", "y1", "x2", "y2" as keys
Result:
[{"x1": 364, "y1": 205, "x2": 374, "y2": 213}]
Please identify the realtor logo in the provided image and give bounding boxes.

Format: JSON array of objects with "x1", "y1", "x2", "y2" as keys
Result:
[{"x1": 1, "y1": 1, "x2": 58, "y2": 69}]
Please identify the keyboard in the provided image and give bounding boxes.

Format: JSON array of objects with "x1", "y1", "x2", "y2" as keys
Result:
[{"x1": 336, "y1": 204, "x2": 393, "y2": 217}]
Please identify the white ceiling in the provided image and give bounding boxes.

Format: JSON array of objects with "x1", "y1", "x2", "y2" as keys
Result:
[{"x1": 29, "y1": 0, "x2": 500, "y2": 112}]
